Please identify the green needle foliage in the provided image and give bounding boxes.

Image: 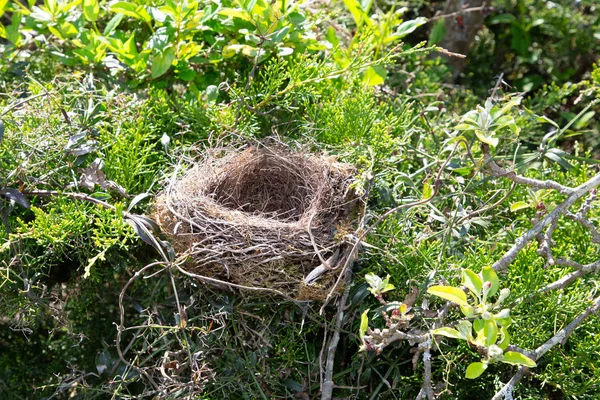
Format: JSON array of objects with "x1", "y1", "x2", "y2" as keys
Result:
[{"x1": 1, "y1": 0, "x2": 600, "y2": 399}]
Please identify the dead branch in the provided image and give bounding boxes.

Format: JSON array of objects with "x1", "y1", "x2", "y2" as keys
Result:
[{"x1": 320, "y1": 267, "x2": 352, "y2": 400}]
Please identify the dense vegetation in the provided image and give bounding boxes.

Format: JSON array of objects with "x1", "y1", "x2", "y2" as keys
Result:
[{"x1": 1, "y1": 0, "x2": 600, "y2": 399}]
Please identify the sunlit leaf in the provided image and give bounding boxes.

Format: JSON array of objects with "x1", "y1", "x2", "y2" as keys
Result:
[
  {"x1": 462, "y1": 269, "x2": 482, "y2": 296},
  {"x1": 510, "y1": 201, "x2": 530, "y2": 212},
  {"x1": 363, "y1": 65, "x2": 387, "y2": 86},
  {"x1": 83, "y1": 0, "x2": 99, "y2": 22},
  {"x1": 359, "y1": 309, "x2": 369, "y2": 338},
  {"x1": 431, "y1": 327, "x2": 465, "y2": 340},
  {"x1": 427, "y1": 286, "x2": 469, "y2": 307},
  {"x1": 484, "y1": 319, "x2": 498, "y2": 346},
  {"x1": 503, "y1": 352, "x2": 537, "y2": 367},
  {"x1": 465, "y1": 362, "x2": 487, "y2": 379},
  {"x1": 498, "y1": 326, "x2": 510, "y2": 350},
  {"x1": 481, "y1": 267, "x2": 499, "y2": 297}
]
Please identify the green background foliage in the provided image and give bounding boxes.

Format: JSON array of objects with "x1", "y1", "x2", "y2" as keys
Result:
[{"x1": 1, "y1": 0, "x2": 600, "y2": 398}]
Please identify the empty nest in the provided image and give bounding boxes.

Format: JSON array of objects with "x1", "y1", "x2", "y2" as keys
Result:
[{"x1": 153, "y1": 145, "x2": 361, "y2": 300}]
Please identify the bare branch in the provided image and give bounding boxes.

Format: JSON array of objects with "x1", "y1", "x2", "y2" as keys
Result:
[
  {"x1": 492, "y1": 294, "x2": 600, "y2": 399},
  {"x1": 321, "y1": 268, "x2": 352, "y2": 400},
  {"x1": 483, "y1": 150, "x2": 573, "y2": 195},
  {"x1": 490, "y1": 172, "x2": 600, "y2": 272}
]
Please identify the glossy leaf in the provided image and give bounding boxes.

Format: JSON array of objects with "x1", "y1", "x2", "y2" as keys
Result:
[
  {"x1": 462, "y1": 269, "x2": 482, "y2": 296},
  {"x1": 359, "y1": 309, "x2": 369, "y2": 338},
  {"x1": 83, "y1": 0, "x2": 99, "y2": 22},
  {"x1": 503, "y1": 352, "x2": 537, "y2": 367},
  {"x1": 394, "y1": 17, "x2": 427, "y2": 39},
  {"x1": 484, "y1": 319, "x2": 498, "y2": 346},
  {"x1": 427, "y1": 285, "x2": 469, "y2": 307},
  {"x1": 431, "y1": 327, "x2": 466, "y2": 340},
  {"x1": 363, "y1": 65, "x2": 386, "y2": 86},
  {"x1": 481, "y1": 267, "x2": 500, "y2": 297},
  {"x1": 498, "y1": 326, "x2": 510, "y2": 351},
  {"x1": 151, "y1": 47, "x2": 176, "y2": 78},
  {"x1": 510, "y1": 201, "x2": 530, "y2": 212},
  {"x1": 465, "y1": 362, "x2": 487, "y2": 379}
]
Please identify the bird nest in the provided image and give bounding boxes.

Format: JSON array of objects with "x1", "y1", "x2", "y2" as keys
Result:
[{"x1": 153, "y1": 145, "x2": 362, "y2": 300}]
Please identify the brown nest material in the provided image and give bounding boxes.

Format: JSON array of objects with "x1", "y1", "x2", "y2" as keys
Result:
[{"x1": 153, "y1": 145, "x2": 362, "y2": 300}]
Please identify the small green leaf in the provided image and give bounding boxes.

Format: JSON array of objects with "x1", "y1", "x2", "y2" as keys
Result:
[
  {"x1": 422, "y1": 180, "x2": 433, "y2": 200},
  {"x1": 110, "y1": 1, "x2": 152, "y2": 22},
  {"x1": 431, "y1": 327, "x2": 465, "y2": 340},
  {"x1": 151, "y1": 47, "x2": 176, "y2": 78},
  {"x1": 474, "y1": 130, "x2": 499, "y2": 147},
  {"x1": 460, "y1": 304, "x2": 474, "y2": 318},
  {"x1": 484, "y1": 319, "x2": 498, "y2": 346},
  {"x1": 503, "y1": 352, "x2": 537, "y2": 368},
  {"x1": 454, "y1": 123, "x2": 476, "y2": 131},
  {"x1": 498, "y1": 326, "x2": 510, "y2": 350},
  {"x1": 428, "y1": 19, "x2": 445, "y2": 45},
  {"x1": 481, "y1": 267, "x2": 500, "y2": 297},
  {"x1": 359, "y1": 309, "x2": 369, "y2": 338},
  {"x1": 381, "y1": 282, "x2": 395, "y2": 293},
  {"x1": 394, "y1": 17, "x2": 427, "y2": 39},
  {"x1": 465, "y1": 362, "x2": 487, "y2": 379},
  {"x1": 104, "y1": 13, "x2": 124, "y2": 36},
  {"x1": 83, "y1": 0, "x2": 99, "y2": 22},
  {"x1": 456, "y1": 320, "x2": 473, "y2": 341},
  {"x1": 537, "y1": 115, "x2": 559, "y2": 128},
  {"x1": 510, "y1": 201, "x2": 530, "y2": 212},
  {"x1": 363, "y1": 65, "x2": 387, "y2": 86},
  {"x1": 427, "y1": 286, "x2": 469, "y2": 307},
  {"x1": 462, "y1": 269, "x2": 483, "y2": 296}
]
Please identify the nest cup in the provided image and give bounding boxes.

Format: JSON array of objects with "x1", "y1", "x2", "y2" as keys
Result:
[{"x1": 153, "y1": 145, "x2": 361, "y2": 300}]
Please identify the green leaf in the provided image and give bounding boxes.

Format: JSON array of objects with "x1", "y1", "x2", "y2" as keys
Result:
[
  {"x1": 394, "y1": 17, "x2": 427, "y2": 39},
  {"x1": 545, "y1": 150, "x2": 573, "y2": 171},
  {"x1": 503, "y1": 352, "x2": 536, "y2": 367},
  {"x1": 431, "y1": 327, "x2": 466, "y2": 340},
  {"x1": 462, "y1": 269, "x2": 482, "y2": 296},
  {"x1": 454, "y1": 123, "x2": 476, "y2": 131},
  {"x1": 363, "y1": 65, "x2": 387, "y2": 86},
  {"x1": 498, "y1": 326, "x2": 510, "y2": 351},
  {"x1": 484, "y1": 319, "x2": 498, "y2": 346},
  {"x1": 343, "y1": 0, "x2": 369, "y2": 27},
  {"x1": 465, "y1": 362, "x2": 487, "y2": 379},
  {"x1": 110, "y1": 2, "x2": 151, "y2": 22},
  {"x1": 422, "y1": 180, "x2": 433, "y2": 200},
  {"x1": 104, "y1": 13, "x2": 124, "y2": 36},
  {"x1": 457, "y1": 321, "x2": 473, "y2": 340},
  {"x1": 428, "y1": 19, "x2": 445, "y2": 45},
  {"x1": 427, "y1": 286, "x2": 469, "y2": 307},
  {"x1": 510, "y1": 201, "x2": 530, "y2": 212},
  {"x1": 474, "y1": 130, "x2": 499, "y2": 147},
  {"x1": 359, "y1": 309, "x2": 369, "y2": 338},
  {"x1": 490, "y1": 13, "x2": 516, "y2": 24},
  {"x1": 365, "y1": 273, "x2": 382, "y2": 291},
  {"x1": 151, "y1": 47, "x2": 176, "y2": 78},
  {"x1": 537, "y1": 115, "x2": 559, "y2": 128},
  {"x1": 481, "y1": 267, "x2": 499, "y2": 297},
  {"x1": 460, "y1": 304, "x2": 474, "y2": 318},
  {"x1": 499, "y1": 96, "x2": 522, "y2": 116},
  {"x1": 206, "y1": 85, "x2": 219, "y2": 102},
  {"x1": 83, "y1": 0, "x2": 99, "y2": 22},
  {"x1": 574, "y1": 111, "x2": 595, "y2": 130}
]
